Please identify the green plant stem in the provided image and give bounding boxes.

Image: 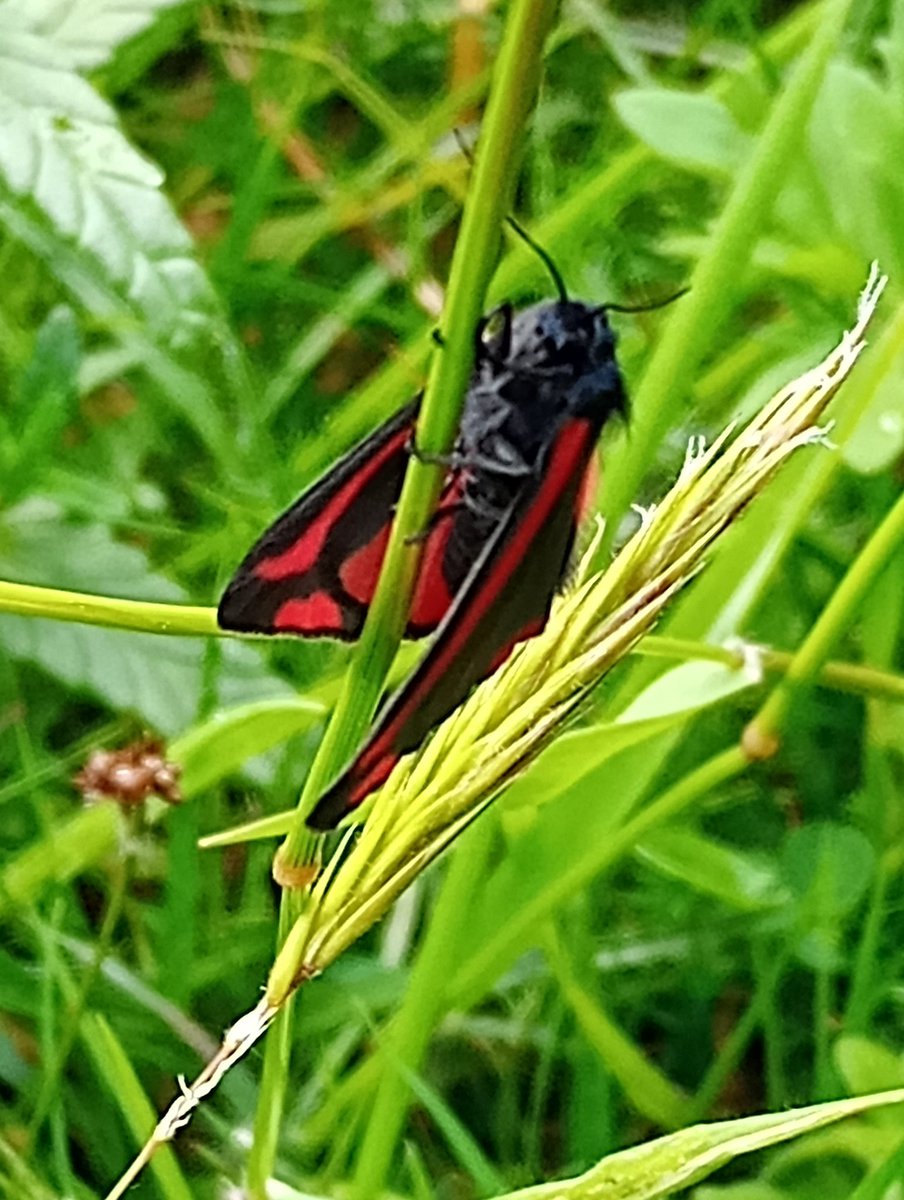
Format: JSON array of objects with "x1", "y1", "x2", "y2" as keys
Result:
[
  {"x1": 600, "y1": 0, "x2": 854, "y2": 552},
  {"x1": 247, "y1": 1, "x2": 557, "y2": 1190},
  {"x1": 0, "y1": 580, "x2": 221, "y2": 636},
  {"x1": 747, "y1": 487, "x2": 904, "y2": 747},
  {"x1": 279, "y1": 0, "x2": 557, "y2": 859},
  {"x1": 447, "y1": 453, "x2": 902, "y2": 1008},
  {"x1": 4, "y1": 580, "x2": 902, "y2": 703},
  {"x1": 636, "y1": 636, "x2": 904, "y2": 702},
  {"x1": 351, "y1": 819, "x2": 496, "y2": 1200}
]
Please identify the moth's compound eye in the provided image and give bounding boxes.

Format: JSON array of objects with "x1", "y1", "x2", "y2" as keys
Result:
[{"x1": 481, "y1": 309, "x2": 506, "y2": 342}]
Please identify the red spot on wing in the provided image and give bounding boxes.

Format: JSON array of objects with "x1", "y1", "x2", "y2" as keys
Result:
[
  {"x1": 274, "y1": 593, "x2": 344, "y2": 632},
  {"x1": 408, "y1": 511, "x2": 458, "y2": 630},
  {"x1": 339, "y1": 526, "x2": 391, "y2": 603},
  {"x1": 254, "y1": 431, "x2": 409, "y2": 583}
]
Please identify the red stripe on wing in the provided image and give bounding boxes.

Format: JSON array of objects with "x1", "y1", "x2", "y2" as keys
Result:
[
  {"x1": 308, "y1": 419, "x2": 596, "y2": 829},
  {"x1": 254, "y1": 430, "x2": 411, "y2": 583},
  {"x1": 407, "y1": 476, "x2": 466, "y2": 631}
]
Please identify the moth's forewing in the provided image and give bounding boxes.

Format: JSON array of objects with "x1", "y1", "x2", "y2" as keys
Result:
[{"x1": 306, "y1": 419, "x2": 597, "y2": 830}]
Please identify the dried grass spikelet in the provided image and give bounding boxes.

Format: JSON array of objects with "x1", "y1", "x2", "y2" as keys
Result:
[{"x1": 131, "y1": 266, "x2": 884, "y2": 1183}]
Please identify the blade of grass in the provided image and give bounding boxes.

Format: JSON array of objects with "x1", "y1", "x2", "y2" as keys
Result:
[
  {"x1": 248, "y1": 2, "x2": 559, "y2": 1192},
  {"x1": 544, "y1": 925, "x2": 689, "y2": 1130},
  {"x1": 351, "y1": 818, "x2": 496, "y2": 1200},
  {"x1": 599, "y1": 0, "x2": 856, "y2": 552},
  {"x1": 501, "y1": 1088, "x2": 904, "y2": 1200},
  {"x1": 83, "y1": 1013, "x2": 193, "y2": 1200}
]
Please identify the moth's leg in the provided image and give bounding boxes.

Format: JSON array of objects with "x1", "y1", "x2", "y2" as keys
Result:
[
  {"x1": 406, "y1": 432, "x2": 463, "y2": 470},
  {"x1": 464, "y1": 448, "x2": 533, "y2": 477},
  {"x1": 403, "y1": 500, "x2": 466, "y2": 545}
]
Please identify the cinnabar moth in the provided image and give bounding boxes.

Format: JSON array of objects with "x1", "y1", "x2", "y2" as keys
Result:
[{"x1": 219, "y1": 297, "x2": 627, "y2": 830}]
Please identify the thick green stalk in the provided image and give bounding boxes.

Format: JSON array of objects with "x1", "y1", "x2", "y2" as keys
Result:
[
  {"x1": 279, "y1": 0, "x2": 557, "y2": 858},
  {"x1": 248, "y1": 0, "x2": 558, "y2": 1189},
  {"x1": 600, "y1": 0, "x2": 855, "y2": 551}
]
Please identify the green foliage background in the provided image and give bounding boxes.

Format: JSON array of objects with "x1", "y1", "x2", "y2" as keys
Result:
[{"x1": 1, "y1": 1, "x2": 904, "y2": 1198}]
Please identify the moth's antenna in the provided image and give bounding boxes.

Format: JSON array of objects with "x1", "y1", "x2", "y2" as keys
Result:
[
  {"x1": 600, "y1": 287, "x2": 689, "y2": 315},
  {"x1": 452, "y1": 128, "x2": 569, "y2": 304},
  {"x1": 503, "y1": 214, "x2": 569, "y2": 303}
]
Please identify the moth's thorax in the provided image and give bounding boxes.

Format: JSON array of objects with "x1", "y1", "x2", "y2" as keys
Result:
[{"x1": 458, "y1": 298, "x2": 626, "y2": 505}]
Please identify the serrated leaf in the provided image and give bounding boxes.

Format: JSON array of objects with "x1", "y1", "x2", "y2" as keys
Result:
[
  {"x1": 0, "y1": 517, "x2": 293, "y2": 731},
  {"x1": 504, "y1": 1090, "x2": 904, "y2": 1200},
  {"x1": 0, "y1": 19, "x2": 217, "y2": 342},
  {"x1": 3, "y1": 0, "x2": 186, "y2": 71},
  {"x1": 0, "y1": 616, "x2": 294, "y2": 736},
  {"x1": 0, "y1": 615, "x2": 206, "y2": 733},
  {"x1": 0, "y1": 513, "x2": 184, "y2": 602}
]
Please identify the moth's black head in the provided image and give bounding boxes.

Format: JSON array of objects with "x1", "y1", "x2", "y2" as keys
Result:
[{"x1": 479, "y1": 299, "x2": 628, "y2": 426}]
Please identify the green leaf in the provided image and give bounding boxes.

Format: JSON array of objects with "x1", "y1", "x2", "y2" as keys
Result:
[
  {"x1": 618, "y1": 658, "x2": 760, "y2": 722},
  {"x1": 808, "y1": 62, "x2": 904, "y2": 276},
  {"x1": 613, "y1": 89, "x2": 752, "y2": 176},
  {"x1": 637, "y1": 826, "x2": 784, "y2": 912},
  {"x1": 781, "y1": 822, "x2": 876, "y2": 918},
  {"x1": 171, "y1": 697, "x2": 325, "y2": 797},
  {"x1": 81, "y1": 1013, "x2": 193, "y2": 1200},
  {"x1": 834, "y1": 1035, "x2": 904, "y2": 1096},
  {"x1": 0, "y1": 616, "x2": 205, "y2": 733},
  {"x1": 0, "y1": 19, "x2": 217, "y2": 341},
  {"x1": 503, "y1": 658, "x2": 756, "y2": 814},
  {"x1": 0, "y1": 519, "x2": 293, "y2": 732},
  {"x1": 843, "y1": 354, "x2": 904, "y2": 475},
  {"x1": 502, "y1": 1090, "x2": 904, "y2": 1200}
]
